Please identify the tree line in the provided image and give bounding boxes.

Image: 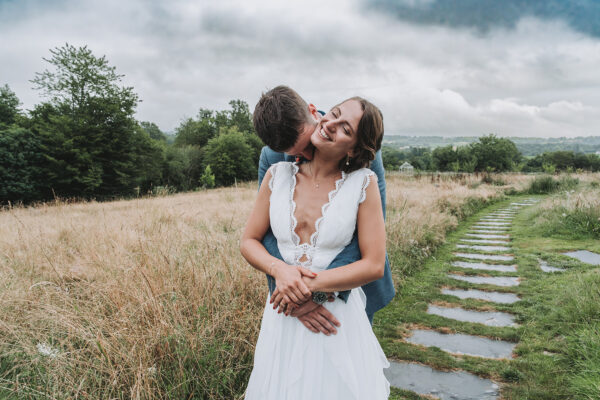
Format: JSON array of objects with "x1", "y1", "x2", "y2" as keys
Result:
[
  {"x1": 383, "y1": 134, "x2": 600, "y2": 173},
  {"x1": 0, "y1": 44, "x2": 262, "y2": 205}
]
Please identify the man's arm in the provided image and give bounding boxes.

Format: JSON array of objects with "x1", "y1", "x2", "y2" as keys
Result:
[{"x1": 258, "y1": 146, "x2": 286, "y2": 294}]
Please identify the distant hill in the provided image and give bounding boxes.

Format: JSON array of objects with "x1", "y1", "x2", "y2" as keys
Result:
[{"x1": 383, "y1": 136, "x2": 600, "y2": 156}]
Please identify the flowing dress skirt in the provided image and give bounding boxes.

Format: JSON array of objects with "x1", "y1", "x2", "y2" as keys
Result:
[{"x1": 245, "y1": 288, "x2": 390, "y2": 399}]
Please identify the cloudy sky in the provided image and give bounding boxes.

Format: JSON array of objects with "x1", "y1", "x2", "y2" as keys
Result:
[{"x1": 1, "y1": 0, "x2": 599, "y2": 137}]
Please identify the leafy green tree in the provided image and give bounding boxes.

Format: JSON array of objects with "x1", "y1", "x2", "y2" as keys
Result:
[
  {"x1": 131, "y1": 126, "x2": 165, "y2": 193},
  {"x1": 203, "y1": 128, "x2": 256, "y2": 186},
  {"x1": 0, "y1": 127, "x2": 44, "y2": 203},
  {"x1": 407, "y1": 147, "x2": 433, "y2": 170},
  {"x1": 243, "y1": 130, "x2": 264, "y2": 168},
  {"x1": 30, "y1": 43, "x2": 143, "y2": 198},
  {"x1": 0, "y1": 84, "x2": 20, "y2": 127},
  {"x1": 140, "y1": 121, "x2": 167, "y2": 142},
  {"x1": 174, "y1": 113, "x2": 217, "y2": 148},
  {"x1": 381, "y1": 146, "x2": 404, "y2": 170},
  {"x1": 457, "y1": 146, "x2": 477, "y2": 172},
  {"x1": 161, "y1": 145, "x2": 203, "y2": 191},
  {"x1": 227, "y1": 99, "x2": 254, "y2": 134},
  {"x1": 470, "y1": 134, "x2": 521, "y2": 172},
  {"x1": 432, "y1": 145, "x2": 458, "y2": 171}
]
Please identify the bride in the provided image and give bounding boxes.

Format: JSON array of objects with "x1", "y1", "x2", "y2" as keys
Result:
[{"x1": 240, "y1": 96, "x2": 390, "y2": 399}]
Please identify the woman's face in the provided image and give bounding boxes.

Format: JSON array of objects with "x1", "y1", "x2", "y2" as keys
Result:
[{"x1": 310, "y1": 99, "x2": 362, "y2": 162}]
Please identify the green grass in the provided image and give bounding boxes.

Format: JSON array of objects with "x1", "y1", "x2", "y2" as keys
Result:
[{"x1": 375, "y1": 190, "x2": 600, "y2": 399}]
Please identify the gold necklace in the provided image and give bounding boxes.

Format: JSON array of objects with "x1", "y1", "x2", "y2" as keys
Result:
[{"x1": 307, "y1": 162, "x2": 340, "y2": 189}]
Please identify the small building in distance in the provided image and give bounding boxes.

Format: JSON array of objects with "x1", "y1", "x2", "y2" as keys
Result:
[{"x1": 399, "y1": 162, "x2": 414, "y2": 174}]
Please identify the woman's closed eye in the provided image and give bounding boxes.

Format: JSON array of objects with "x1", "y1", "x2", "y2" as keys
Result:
[{"x1": 331, "y1": 109, "x2": 351, "y2": 136}]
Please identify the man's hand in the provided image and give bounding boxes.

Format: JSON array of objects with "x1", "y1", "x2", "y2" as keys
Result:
[{"x1": 296, "y1": 303, "x2": 341, "y2": 335}]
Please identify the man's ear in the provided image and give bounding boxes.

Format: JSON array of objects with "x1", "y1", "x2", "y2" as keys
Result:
[{"x1": 307, "y1": 103, "x2": 321, "y2": 121}]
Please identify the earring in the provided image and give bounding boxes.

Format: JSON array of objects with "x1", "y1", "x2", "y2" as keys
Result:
[{"x1": 345, "y1": 154, "x2": 350, "y2": 166}]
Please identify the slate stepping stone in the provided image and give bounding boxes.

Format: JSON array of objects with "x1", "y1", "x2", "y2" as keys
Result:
[
  {"x1": 456, "y1": 244, "x2": 512, "y2": 252},
  {"x1": 454, "y1": 252, "x2": 514, "y2": 261},
  {"x1": 427, "y1": 305, "x2": 518, "y2": 327},
  {"x1": 466, "y1": 233, "x2": 509, "y2": 239},
  {"x1": 441, "y1": 288, "x2": 520, "y2": 304},
  {"x1": 564, "y1": 250, "x2": 600, "y2": 266},
  {"x1": 480, "y1": 217, "x2": 513, "y2": 221},
  {"x1": 452, "y1": 261, "x2": 517, "y2": 272},
  {"x1": 385, "y1": 361, "x2": 500, "y2": 400},
  {"x1": 471, "y1": 226, "x2": 510, "y2": 232},
  {"x1": 539, "y1": 260, "x2": 565, "y2": 272},
  {"x1": 460, "y1": 238, "x2": 509, "y2": 244},
  {"x1": 406, "y1": 329, "x2": 516, "y2": 359},
  {"x1": 448, "y1": 274, "x2": 520, "y2": 287},
  {"x1": 477, "y1": 221, "x2": 511, "y2": 226}
]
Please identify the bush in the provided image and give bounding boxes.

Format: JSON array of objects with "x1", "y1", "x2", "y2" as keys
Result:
[
  {"x1": 528, "y1": 176, "x2": 560, "y2": 194},
  {"x1": 200, "y1": 165, "x2": 216, "y2": 189},
  {"x1": 528, "y1": 175, "x2": 579, "y2": 194}
]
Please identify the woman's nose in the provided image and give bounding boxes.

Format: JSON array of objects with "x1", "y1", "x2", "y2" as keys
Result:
[{"x1": 323, "y1": 119, "x2": 337, "y2": 133}]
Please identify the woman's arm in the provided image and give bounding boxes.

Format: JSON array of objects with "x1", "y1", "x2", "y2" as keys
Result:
[
  {"x1": 240, "y1": 169, "x2": 316, "y2": 305},
  {"x1": 303, "y1": 177, "x2": 386, "y2": 292}
]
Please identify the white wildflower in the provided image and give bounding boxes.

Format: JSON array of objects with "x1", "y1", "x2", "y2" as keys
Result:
[
  {"x1": 36, "y1": 342, "x2": 59, "y2": 358},
  {"x1": 562, "y1": 213, "x2": 567, "y2": 217}
]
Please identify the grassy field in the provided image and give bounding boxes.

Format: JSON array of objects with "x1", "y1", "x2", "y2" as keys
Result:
[{"x1": 0, "y1": 172, "x2": 597, "y2": 399}]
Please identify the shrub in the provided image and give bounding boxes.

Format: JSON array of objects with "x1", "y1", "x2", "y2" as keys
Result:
[
  {"x1": 528, "y1": 176, "x2": 560, "y2": 194},
  {"x1": 528, "y1": 175, "x2": 579, "y2": 194}
]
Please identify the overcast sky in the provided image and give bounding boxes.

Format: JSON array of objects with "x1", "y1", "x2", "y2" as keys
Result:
[{"x1": 1, "y1": 0, "x2": 599, "y2": 137}]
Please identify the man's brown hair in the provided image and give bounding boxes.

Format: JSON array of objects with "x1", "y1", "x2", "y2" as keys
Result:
[{"x1": 253, "y1": 86, "x2": 312, "y2": 152}]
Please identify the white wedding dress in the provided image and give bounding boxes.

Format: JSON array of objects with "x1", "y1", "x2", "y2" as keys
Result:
[{"x1": 245, "y1": 161, "x2": 390, "y2": 400}]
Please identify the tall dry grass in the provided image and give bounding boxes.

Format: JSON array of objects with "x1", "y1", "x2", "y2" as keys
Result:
[{"x1": 0, "y1": 173, "x2": 534, "y2": 398}]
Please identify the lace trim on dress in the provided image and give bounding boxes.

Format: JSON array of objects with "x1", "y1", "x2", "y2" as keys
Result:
[
  {"x1": 289, "y1": 162, "x2": 347, "y2": 266},
  {"x1": 358, "y1": 171, "x2": 377, "y2": 204}
]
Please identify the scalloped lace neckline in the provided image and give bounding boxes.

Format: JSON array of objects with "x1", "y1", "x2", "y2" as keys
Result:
[{"x1": 290, "y1": 162, "x2": 347, "y2": 248}]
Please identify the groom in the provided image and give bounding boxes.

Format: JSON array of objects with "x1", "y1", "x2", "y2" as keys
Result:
[{"x1": 253, "y1": 86, "x2": 395, "y2": 334}]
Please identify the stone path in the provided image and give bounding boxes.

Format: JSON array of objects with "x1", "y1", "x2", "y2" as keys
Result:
[{"x1": 385, "y1": 198, "x2": 541, "y2": 399}]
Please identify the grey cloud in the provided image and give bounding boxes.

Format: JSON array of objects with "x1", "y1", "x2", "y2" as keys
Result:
[
  {"x1": 367, "y1": 0, "x2": 600, "y2": 38},
  {"x1": 0, "y1": 0, "x2": 599, "y2": 137}
]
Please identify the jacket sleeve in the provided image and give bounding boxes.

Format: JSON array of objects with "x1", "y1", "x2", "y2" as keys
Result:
[
  {"x1": 258, "y1": 146, "x2": 284, "y2": 294},
  {"x1": 258, "y1": 146, "x2": 271, "y2": 188}
]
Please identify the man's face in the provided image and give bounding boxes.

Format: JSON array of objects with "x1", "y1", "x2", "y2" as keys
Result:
[{"x1": 283, "y1": 104, "x2": 320, "y2": 160}]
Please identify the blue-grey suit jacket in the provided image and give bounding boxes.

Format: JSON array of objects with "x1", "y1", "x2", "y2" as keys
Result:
[{"x1": 258, "y1": 146, "x2": 395, "y2": 318}]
